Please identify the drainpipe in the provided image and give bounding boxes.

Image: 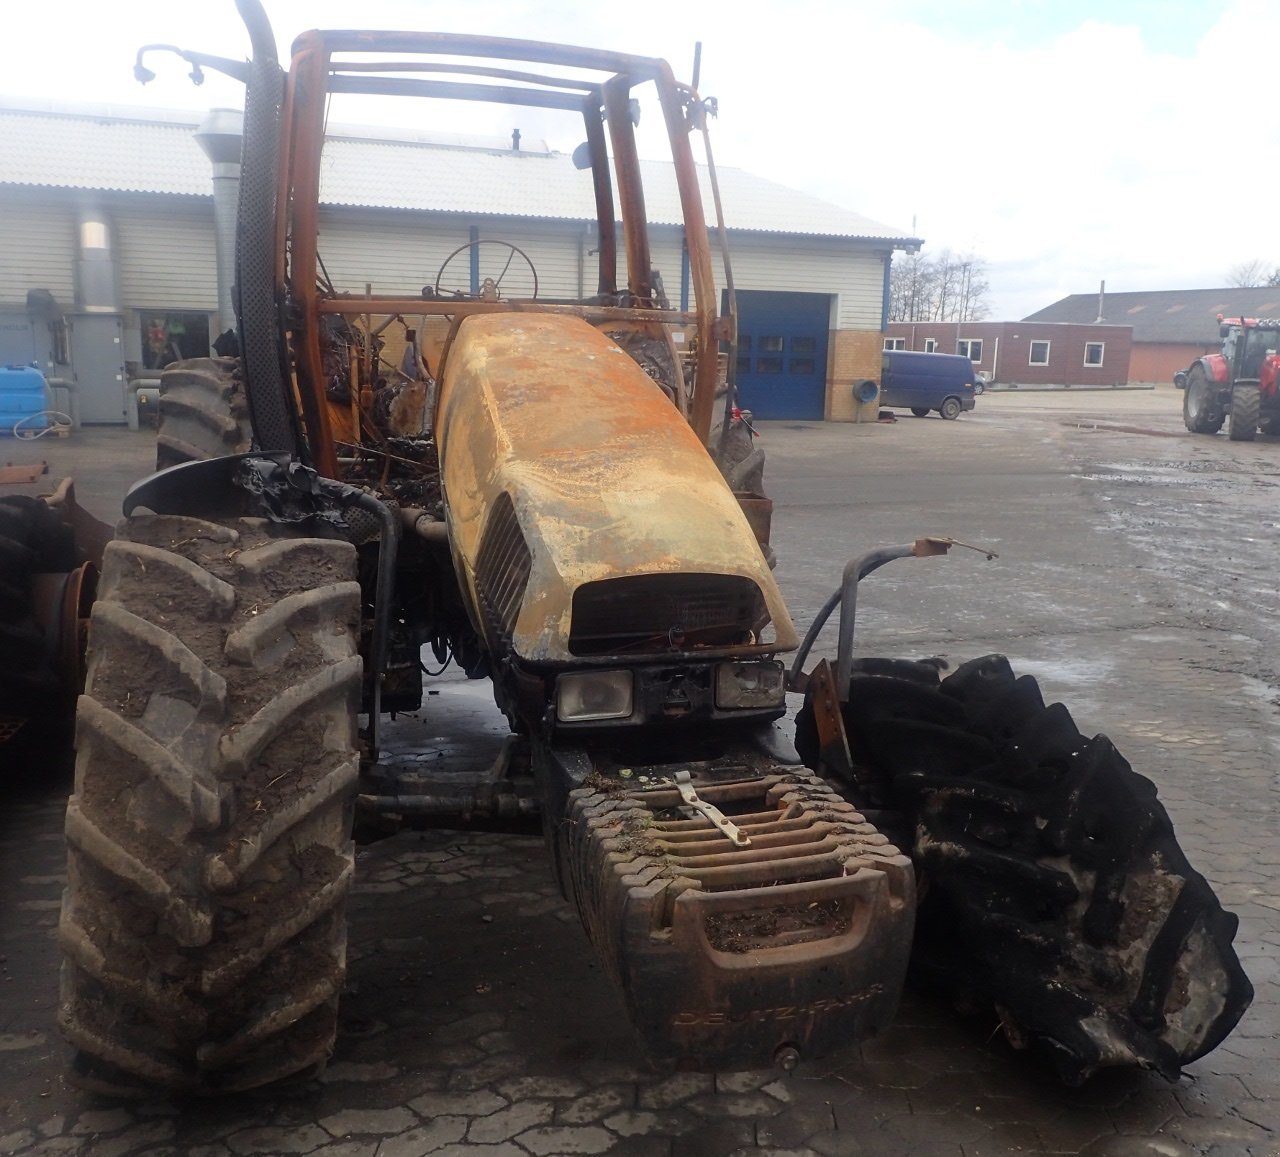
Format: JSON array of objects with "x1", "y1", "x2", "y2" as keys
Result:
[
  {"x1": 880, "y1": 252, "x2": 892, "y2": 331},
  {"x1": 194, "y1": 108, "x2": 245, "y2": 338}
]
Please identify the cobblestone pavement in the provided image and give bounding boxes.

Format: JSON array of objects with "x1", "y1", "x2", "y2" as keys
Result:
[{"x1": 1, "y1": 391, "x2": 1277, "y2": 1156}]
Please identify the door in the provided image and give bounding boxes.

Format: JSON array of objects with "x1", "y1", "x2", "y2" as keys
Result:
[
  {"x1": 729, "y1": 290, "x2": 830, "y2": 420},
  {"x1": 68, "y1": 313, "x2": 128, "y2": 424}
]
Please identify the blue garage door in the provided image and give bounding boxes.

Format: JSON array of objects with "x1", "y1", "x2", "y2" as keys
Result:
[{"x1": 730, "y1": 290, "x2": 831, "y2": 419}]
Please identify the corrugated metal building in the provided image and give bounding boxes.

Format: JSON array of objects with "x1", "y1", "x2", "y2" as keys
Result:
[{"x1": 0, "y1": 97, "x2": 920, "y2": 423}]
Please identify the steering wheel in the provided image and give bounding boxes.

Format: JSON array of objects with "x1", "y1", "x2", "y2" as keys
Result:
[{"x1": 433, "y1": 239, "x2": 539, "y2": 301}]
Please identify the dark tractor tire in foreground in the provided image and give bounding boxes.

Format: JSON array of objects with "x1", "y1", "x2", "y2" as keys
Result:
[
  {"x1": 1228, "y1": 382, "x2": 1260, "y2": 442},
  {"x1": 1182, "y1": 364, "x2": 1224, "y2": 435},
  {"x1": 155, "y1": 358, "x2": 252, "y2": 470},
  {"x1": 910, "y1": 407, "x2": 930, "y2": 418},
  {"x1": 829, "y1": 654, "x2": 1253, "y2": 1084},
  {"x1": 939, "y1": 396, "x2": 962, "y2": 420},
  {"x1": 59, "y1": 514, "x2": 362, "y2": 1094},
  {"x1": 0, "y1": 498, "x2": 84, "y2": 766}
]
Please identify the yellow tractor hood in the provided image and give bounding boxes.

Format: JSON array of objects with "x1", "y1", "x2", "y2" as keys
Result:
[{"x1": 435, "y1": 313, "x2": 796, "y2": 665}]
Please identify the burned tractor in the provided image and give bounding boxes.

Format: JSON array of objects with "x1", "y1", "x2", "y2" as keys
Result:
[
  {"x1": 1179, "y1": 315, "x2": 1280, "y2": 440},
  {"x1": 55, "y1": 1, "x2": 1251, "y2": 1095}
]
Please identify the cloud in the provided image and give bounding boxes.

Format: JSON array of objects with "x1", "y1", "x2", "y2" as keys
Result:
[{"x1": 7, "y1": 0, "x2": 1278, "y2": 318}]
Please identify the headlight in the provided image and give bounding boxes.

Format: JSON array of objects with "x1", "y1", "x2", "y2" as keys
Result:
[
  {"x1": 715, "y1": 660, "x2": 786, "y2": 709},
  {"x1": 556, "y1": 670, "x2": 634, "y2": 722}
]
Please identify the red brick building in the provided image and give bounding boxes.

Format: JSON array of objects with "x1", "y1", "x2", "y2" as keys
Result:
[
  {"x1": 1024, "y1": 287, "x2": 1280, "y2": 386},
  {"x1": 883, "y1": 320, "x2": 1133, "y2": 387}
]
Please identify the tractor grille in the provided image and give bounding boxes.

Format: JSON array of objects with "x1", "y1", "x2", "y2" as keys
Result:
[
  {"x1": 569, "y1": 572, "x2": 767, "y2": 655},
  {"x1": 473, "y1": 491, "x2": 531, "y2": 643}
]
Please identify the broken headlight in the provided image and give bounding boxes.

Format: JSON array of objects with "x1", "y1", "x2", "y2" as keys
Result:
[
  {"x1": 714, "y1": 660, "x2": 786, "y2": 709},
  {"x1": 556, "y1": 670, "x2": 634, "y2": 722}
]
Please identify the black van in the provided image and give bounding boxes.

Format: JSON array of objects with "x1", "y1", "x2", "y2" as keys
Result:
[{"x1": 880, "y1": 350, "x2": 979, "y2": 420}]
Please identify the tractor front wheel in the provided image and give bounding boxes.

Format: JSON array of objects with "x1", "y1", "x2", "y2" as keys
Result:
[
  {"x1": 1182, "y1": 365, "x2": 1225, "y2": 434},
  {"x1": 823, "y1": 654, "x2": 1253, "y2": 1083},
  {"x1": 58, "y1": 514, "x2": 362, "y2": 1094},
  {"x1": 1228, "y1": 383, "x2": 1260, "y2": 442}
]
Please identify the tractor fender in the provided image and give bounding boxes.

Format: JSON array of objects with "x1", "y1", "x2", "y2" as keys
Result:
[{"x1": 1202, "y1": 353, "x2": 1230, "y2": 384}]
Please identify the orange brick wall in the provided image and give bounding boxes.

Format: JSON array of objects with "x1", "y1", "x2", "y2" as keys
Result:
[
  {"x1": 1129, "y1": 342, "x2": 1212, "y2": 385},
  {"x1": 827, "y1": 329, "x2": 883, "y2": 421}
]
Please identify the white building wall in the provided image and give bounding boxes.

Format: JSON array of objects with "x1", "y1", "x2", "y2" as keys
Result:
[
  {"x1": 317, "y1": 212, "x2": 466, "y2": 297},
  {"x1": 728, "y1": 236, "x2": 884, "y2": 328},
  {"x1": 114, "y1": 203, "x2": 217, "y2": 311},
  {"x1": 478, "y1": 221, "x2": 589, "y2": 300},
  {"x1": 317, "y1": 212, "x2": 587, "y2": 301},
  {"x1": 0, "y1": 201, "x2": 76, "y2": 305}
]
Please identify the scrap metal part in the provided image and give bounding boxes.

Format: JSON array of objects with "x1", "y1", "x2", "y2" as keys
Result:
[{"x1": 554, "y1": 765, "x2": 914, "y2": 1069}]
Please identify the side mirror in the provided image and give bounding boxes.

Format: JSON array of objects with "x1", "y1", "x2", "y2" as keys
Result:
[{"x1": 571, "y1": 141, "x2": 592, "y2": 171}]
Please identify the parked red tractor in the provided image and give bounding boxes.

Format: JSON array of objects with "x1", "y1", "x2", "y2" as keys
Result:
[{"x1": 1178, "y1": 315, "x2": 1280, "y2": 441}]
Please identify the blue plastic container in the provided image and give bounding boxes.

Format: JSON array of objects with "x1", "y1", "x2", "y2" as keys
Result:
[{"x1": 0, "y1": 365, "x2": 48, "y2": 435}]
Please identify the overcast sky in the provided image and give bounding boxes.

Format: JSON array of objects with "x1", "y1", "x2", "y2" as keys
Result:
[{"x1": 5, "y1": 0, "x2": 1274, "y2": 319}]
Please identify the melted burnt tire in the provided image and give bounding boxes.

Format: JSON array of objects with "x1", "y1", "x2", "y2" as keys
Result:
[
  {"x1": 840, "y1": 654, "x2": 1253, "y2": 1084},
  {"x1": 155, "y1": 358, "x2": 252, "y2": 470},
  {"x1": 59, "y1": 515, "x2": 362, "y2": 1094}
]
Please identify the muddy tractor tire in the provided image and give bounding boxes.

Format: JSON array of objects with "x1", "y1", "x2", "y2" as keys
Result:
[
  {"x1": 1228, "y1": 382, "x2": 1260, "y2": 442},
  {"x1": 155, "y1": 358, "x2": 252, "y2": 470},
  {"x1": 1182, "y1": 365, "x2": 1224, "y2": 435},
  {"x1": 58, "y1": 514, "x2": 362, "y2": 1094},
  {"x1": 830, "y1": 654, "x2": 1253, "y2": 1083}
]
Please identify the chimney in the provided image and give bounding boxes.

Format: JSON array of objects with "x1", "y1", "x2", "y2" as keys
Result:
[
  {"x1": 75, "y1": 207, "x2": 119, "y2": 312},
  {"x1": 1095, "y1": 279, "x2": 1106, "y2": 323},
  {"x1": 194, "y1": 108, "x2": 245, "y2": 337},
  {"x1": 511, "y1": 128, "x2": 521, "y2": 151}
]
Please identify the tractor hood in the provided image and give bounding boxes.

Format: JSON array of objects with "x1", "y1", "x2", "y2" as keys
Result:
[{"x1": 435, "y1": 313, "x2": 796, "y2": 665}]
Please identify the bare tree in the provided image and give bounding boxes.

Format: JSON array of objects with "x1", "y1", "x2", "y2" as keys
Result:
[
  {"x1": 888, "y1": 251, "x2": 936, "y2": 324},
  {"x1": 955, "y1": 254, "x2": 990, "y2": 322},
  {"x1": 889, "y1": 249, "x2": 990, "y2": 322},
  {"x1": 1227, "y1": 259, "x2": 1275, "y2": 288}
]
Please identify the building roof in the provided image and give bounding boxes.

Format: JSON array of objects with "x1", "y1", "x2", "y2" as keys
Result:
[
  {"x1": 0, "y1": 97, "x2": 918, "y2": 245},
  {"x1": 1024, "y1": 287, "x2": 1280, "y2": 344}
]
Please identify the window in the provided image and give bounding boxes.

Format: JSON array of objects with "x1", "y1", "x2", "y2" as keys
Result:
[
  {"x1": 792, "y1": 336, "x2": 817, "y2": 354},
  {"x1": 883, "y1": 337, "x2": 906, "y2": 351},
  {"x1": 790, "y1": 358, "x2": 816, "y2": 374},
  {"x1": 760, "y1": 335, "x2": 784, "y2": 352},
  {"x1": 1029, "y1": 340, "x2": 1050, "y2": 365},
  {"x1": 1084, "y1": 342, "x2": 1105, "y2": 367},
  {"x1": 923, "y1": 338, "x2": 938, "y2": 353},
  {"x1": 957, "y1": 338, "x2": 983, "y2": 362},
  {"x1": 757, "y1": 356, "x2": 783, "y2": 373},
  {"x1": 140, "y1": 311, "x2": 211, "y2": 370}
]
